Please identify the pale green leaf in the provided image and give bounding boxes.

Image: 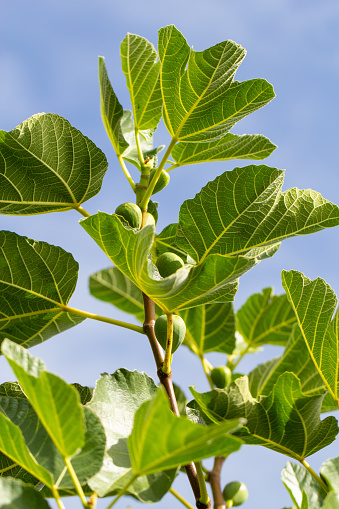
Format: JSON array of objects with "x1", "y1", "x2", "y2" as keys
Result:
[
  {"x1": 0, "y1": 231, "x2": 84, "y2": 349},
  {"x1": 320, "y1": 458, "x2": 339, "y2": 493},
  {"x1": 2, "y1": 339, "x2": 85, "y2": 459},
  {"x1": 190, "y1": 372, "x2": 338, "y2": 460},
  {"x1": 0, "y1": 477, "x2": 51, "y2": 509},
  {"x1": 121, "y1": 33, "x2": 162, "y2": 131},
  {"x1": 236, "y1": 287, "x2": 297, "y2": 347},
  {"x1": 119, "y1": 110, "x2": 164, "y2": 170},
  {"x1": 81, "y1": 212, "x2": 259, "y2": 313},
  {"x1": 281, "y1": 462, "x2": 326, "y2": 509},
  {"x1": 158, "y1": 25, "x2": 274, "y2": 142},
  {"x1": 0, "y1": 397, "x2": 105, "y2": 489},
  {"x1": 128, "y1": 387, "x2": 244, "y2": 475},
  {"x1": 176, "y1": 165, "x2": 339, "y2": 263},
  {"x1": 171, "y1": 133, "x2": 277, "y2": 167},
  {"x1": 322, "y1": 493, "x2": 339, "y2": 509},
  {"x1": 98, "y1": 56, "x2": 129, "y2": 156},
  {"x1": 0, "y1": 113, "x2": 107, "y2": 214},
  {"x1": 87, "y1": 369, "x2": 175, "y2": 502},
  {"x1": 282, "y1": 270, "x2": 339, "y2": 408},
  {"x1": 179, "y1": 302, "x2": 236, "y2": 355}
]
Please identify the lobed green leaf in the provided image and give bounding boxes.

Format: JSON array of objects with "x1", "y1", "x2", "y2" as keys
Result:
[
  {"x1": 282, "y1": 270, "x2": 339, "y2": 409},
  {"x1": 281, "y1": 462, "x2": 326, "y2": 509},
  {"x1": 190, "y1": 372, "x2": 339, "y2": 460},
  {"x1": 0, "y1": 231, "x2": 84, "y2": 349},
  {"x1": 0, "y1": 477, "x2": 51, "y2": 508},
  {"x1": 176, "y1": 165, "x2": 339, "y2": 263},
  {"x1": 0, "y1": 113, "x2": 107, "y2": 215}
]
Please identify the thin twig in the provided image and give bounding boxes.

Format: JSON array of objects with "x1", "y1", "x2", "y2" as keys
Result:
[{"x1": 208, "y1": 457, "x2": 226, "y2": 509}]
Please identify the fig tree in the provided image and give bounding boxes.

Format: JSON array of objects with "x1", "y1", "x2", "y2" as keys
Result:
[
  {"x1": 156, "y1": 252, "x2": 184, "y2": 278},
  {"x1": 115, "y1": 203, "x2": 142, "y2": 229},
  {"x1": 154, "y1": 314, "x2": 186, "y2": 353},
  {"x1": 149, "y1": 168, "x2": 170, "y2": 194},
  {"x1": 223, "y1": 482, "x2": 248, "y2": 507},
  {"x1": 211, "y1": 366, "x2": 232, "y2": 389},
  {"x1": 144, "y1": 212, "x2": 156, "y2": 227}
]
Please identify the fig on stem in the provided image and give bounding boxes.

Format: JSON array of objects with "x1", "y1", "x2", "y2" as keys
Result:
[
  {"x1": 223, "y1": 482, "x2": 248, "y2": 507},
  {"x1": 156, "y1": 252, "x2": 184, "y2": 278},
  {"x1": 149, "y1": 168, "x2": 170, "y2": 194},
  {"x1": 115, "y1": 203, "x2": 142, "y2": 229},
  {"x1": 210, "y1": 366, "x2": 232, "y2": 389},
  {"x1": 154, "y1": 314, "x2": 186, "y2": 353}
]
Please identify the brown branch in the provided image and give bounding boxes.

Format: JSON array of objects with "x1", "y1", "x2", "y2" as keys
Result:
[
  {"x1": 142, "y1": 292, "x2": 201, "y2": 503},
  {"x1": 208, "y1": 457, "x2": 226, "y2": 509}
]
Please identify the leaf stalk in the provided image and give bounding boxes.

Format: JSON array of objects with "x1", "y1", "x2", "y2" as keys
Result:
[{"x1": 64, "y1": 305, "x2": 144, "y2": 334}]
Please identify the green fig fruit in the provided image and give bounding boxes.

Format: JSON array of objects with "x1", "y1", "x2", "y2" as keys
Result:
[
  {"x1": 156, "y1": 252, "x2": 184, "y2": 278},
  {"x1": 154, "y1": 314, "x2": 186, "y2": 353},
  {"x1": 115, "y1": 203, "x2": 142, "y2": 229},
  {"x1": 149, "y1": 169, "x2": 170, "y2": 195},
  {"x1": 223, "y1": 482, "x2": 248, "y2": 507},
  {"x1": 144, "y1": 212, "x2": 156, "y2": 227},
  {"x1": 210, "y1": 366, "x2": 232, "y2": 389}
]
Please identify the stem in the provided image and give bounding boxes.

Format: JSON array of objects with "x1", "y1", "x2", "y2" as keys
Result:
[
  {"x1": 51, "y1": 486, "x2": 66, "y2": 509},
  {"x1": 105, "y1": 474, "x2": 138, "y2": 509},
  {"x1": 139, "y1": 136, "x2": 177, "y2": 210},
  {"x1": 142, "y1": 292, "x2": 201, "y2": 502},
  {"x1": 135, "y1": 129, "x2": 144, "y2": 165},
  {"x1": 64, "y1": 306, "x2": 144, "y2": 334},
  {"x1": 65, "y1": 456, "x2": 90, "y2": 508},
  {"x1": 170, "y1": 487, "x2": 196, "y2": 509},
  {"x1": 300, "y1": 459, "x2": 329, "y2": 493},
  {"x1": 75, "y1": 205, "x2": 91, "y2": 218},
  {"x1": 200, "y1": 354, "x2": 214, "y2": 390},
  {"x1": 208, "y1": 457, "x2": 226, "y2": 509},
  {"x1": 118, "y1": 155, "x2": 135, "y2": 192},
  {"x1": 196, "y1": 462, "x2": 211, "y2": 507},
  {"x1": 162, "y1": 313, "x2": 173, "y2": 374},
  {"x1": 227, "y1": 344, "x2": 251, "y2": 371}
]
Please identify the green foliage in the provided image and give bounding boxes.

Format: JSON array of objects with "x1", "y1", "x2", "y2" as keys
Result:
[{"x1": 0, "y1": 23, "x2": 338, "y2": 509}]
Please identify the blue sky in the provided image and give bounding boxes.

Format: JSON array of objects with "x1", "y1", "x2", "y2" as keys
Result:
[{"x1": 1, "y1": 1, "x2": 339, "y2": 508}]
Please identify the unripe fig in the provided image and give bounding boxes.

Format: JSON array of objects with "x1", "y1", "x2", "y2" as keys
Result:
[
  {"x1": 154, "y1": 314, "x2": 186, "y2": 353},
  {"x1": 149, "y1": 169, "x2": 170, "y2": 194},
  {"x1": 223, "y1": 482, "x2": 248, "y2": 507},
  {"x1": 115, "y1": 203, "x2": 142, "y2": 229},
  {"x1": 156, "y1": 252, "x2": 184, "y2": 278},
  {"x1": 211, "y1": 366, "x2": 232, "y2": 389},
  {"x1": 144, "y1": 212, "x2": 156, "y2": 227}
]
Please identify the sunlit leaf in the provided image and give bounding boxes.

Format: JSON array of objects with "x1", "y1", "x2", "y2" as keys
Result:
[
  {"x1": 87, "y1": 369, "x2": 175, "y2": 502},
  {"x1": 158, "y1": 25, "x2": 274, "y2": 142},
  {"x1": 176, "y1": 165, "x2": 339, "y2": 263},
  {"x1": 81, "y1": 212, "x2": 258, "y2": 313},
  {"x1": 179, "y1": 302, "x2": 236, "y2": 355},
  {"x1": 128, "y1": 387, "x2": 244, "y2": 475},
  {"x1": 0, "y1": 477, "x2": 51, "y2": 508},
  {"x1": 0, "y1": 113, "x2": 107, "y2": 214},
  {"x1": 2, "y1": 339, "x2": 85, "y2": 459},
  {"x1": 236, "y1": 287, "x2": 297, "y2": 347},
  {"x1": 282, "y1": 270, "x2": 339, "y2": 409},
  {"x1": 322, "y1": 493, "x2": 339, "y2": 509},
  {"x1": 99, "y1": 56, "x2": 129, "y2": 156},
  {"x1": 190, "y1": 372, "x2": 338, "y2": 460},
  {"x1": 155, "y1": 223, "x2": 187, "y2": 260},
  {"x1": 281, "y1": 462, "x2": 326, "y2": 509},
  {"x1": 0, "y1": 231, "x2": 84, "y2": 349},
  {"x1": 121, "y1": 33, "x2": 162, "y2": 131},
  {"x1": 171, "y1": 134, "x2": 276, "y2": 167}
]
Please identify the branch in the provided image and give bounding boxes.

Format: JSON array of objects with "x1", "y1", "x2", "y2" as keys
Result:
[
  {"x1": 208, "y1": 457, "x2": 226, "y2": 509},
  {"x1": 142, "y1": 292, "x2": 201, "y2": 504}
]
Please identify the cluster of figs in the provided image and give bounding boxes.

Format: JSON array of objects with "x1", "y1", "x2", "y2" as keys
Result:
[{"x1": 114, "y1": 199, "x2": 186, "y2": 353}]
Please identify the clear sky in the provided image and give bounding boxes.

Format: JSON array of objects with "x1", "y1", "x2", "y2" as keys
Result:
[{"x1": 1, "y1": 1, "x2": 339, "y2": 508}]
